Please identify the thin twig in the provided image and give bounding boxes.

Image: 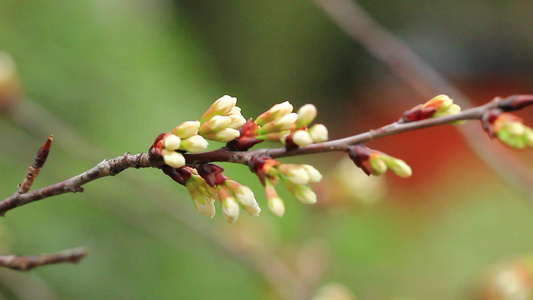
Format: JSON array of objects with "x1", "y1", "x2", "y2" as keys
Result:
[
  {"x1": 0, "y1": 247, "x2": 88, "y2": 271},
  {"x1": 314, "y1": 0, "x2": 533, "y2": 200},
  {"x1": 0, "y1": 152, "x2": 152, "y2": 216}
]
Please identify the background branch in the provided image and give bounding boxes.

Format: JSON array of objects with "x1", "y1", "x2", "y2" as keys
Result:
[{"x1": 0, "y1": 247, "x2": 88, "y2": 271}]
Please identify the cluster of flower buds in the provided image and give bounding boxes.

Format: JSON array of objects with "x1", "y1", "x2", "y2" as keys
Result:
[
  {"x1": 150, "y1": 121, "x2": 209, "y2": 168},
  {"x1": 249, "y1": 155, "x2": 322, "y2": 217},
  {"x1": 483, "y1": 110, "x2": 533, "y2": 149},
  {"x1": 161, "y1": 163, "x2": 261, "y2": 223},
  {"x1": 401, "y1": 94, "x2": 462, "y2": 123},
  {"x1": 348, "y1": 145, "x2": 412, "y2": 178},
  {"x1": 149, "y1": 95, "x2": 329, "y2": 221},
  {"x1": 199, "y1": 95, "x2": 246, "y2": 143},
  {"x1": 228, "y1": 101, "x2": 328, "y2": 151}
]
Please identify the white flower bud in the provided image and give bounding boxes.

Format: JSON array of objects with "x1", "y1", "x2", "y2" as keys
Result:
[
  {"x1": 207, "y1": 116, "x2": 231, "y2": 132},
  {"x1": 269, "y1": 101, "x2": 293, "y2": 117},
  {"x1": 226, "y1": 180, "x2": 261, "y2": 216},
  {"x1": 302, "y1": 164, "x2": 322, "y2": 183},
  {"x1": 229, "y1": 106, "x2": 241, "y2": 115},
  {"x1": 256, "y1": 101, "x2": 293, "y2": 126},
  {"x1": 163, "y1": 150, "x2": 186, "y2": 168},
  {"x1": 296, "y1": 104, "x2": 317, "y2": 128},
  {"x1": 171, "y1": 121, "x2": 200, "y2": 139},
  {"x1": 186, "y1": 177, "x2": 216, "y2": 218},
  {"x1": 265, "y1": 184, "x2": 285, "y2": 217},
  {"x1": 180, "y1": 135, "x2": 209, "y2": 153},
  {"x1": 285, "y1": 166, "x2": 310, "y2": 185},
  {"x1": 194, "y1": 195, "x2": 216, "y2": 218},
  {"x1": 208, "y1": 128, "x2": 240, "y2": 142},
  {"x1": 201, "y1": 95, "x2": 237, "y2": 122},
  {"x1": 267, "y1": 196, "x2": 285, "y2": 217},
  {"x1": 275, "y1": 113, "x2": 298, "y2": 130},
  {"x1": 227, "y1": 113, "x2": 246, "y2": 129},
  {"x1": 222, "y1": 196, "x2": 240, "y2": 223},
  {"x1": 162, "y1": 134, "x2": 181, "y2": 150},
  {"x1": 235, "y1": 186, "x2": 261, "y2": 216},
  {"x1": 293, "y1": 185, "x2": 317, "y2": 204},
  {"x1": 309, "y1": 124, "x2": 328, "y2": 142},
  {"x1": 292, "y1": 130, "x2": 313, "y2": 147},
  {"x1": 212, "y1": 95, "x2": 237, "y2": 114}
]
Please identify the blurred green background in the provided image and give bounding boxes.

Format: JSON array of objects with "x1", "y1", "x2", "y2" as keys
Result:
[{"x1": 1, "y1": 0, "x2": 533, "y2": 299}]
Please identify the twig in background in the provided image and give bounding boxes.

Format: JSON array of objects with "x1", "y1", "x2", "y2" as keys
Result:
[{"x1": 0, "y1": 247, "x2": 88, "y2": 271}]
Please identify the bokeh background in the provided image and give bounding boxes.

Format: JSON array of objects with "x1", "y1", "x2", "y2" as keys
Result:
[{"x1": 1, "y1": 0, "x2": 533, "y2": 299}]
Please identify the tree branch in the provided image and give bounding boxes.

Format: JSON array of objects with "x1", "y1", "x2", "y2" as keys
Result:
[
  {"x1": 2, "y1": 95, "x2": 529, "y2": 217},
  {"x1": 0, "y1": 247, "x2": 88, "y2": 271}
]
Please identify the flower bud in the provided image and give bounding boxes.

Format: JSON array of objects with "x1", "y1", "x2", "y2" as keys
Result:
[
  {"x1": 369, "y1": 155, "x2": 387, "y2": 175},
  {"x1": 525, "y1": 128, "x2": 533, "y2": 147},
  {"x1": 308, "y1": 124, "x2": 328, "y2": 142},
  {"x1": 423, "y1": 94, "x2": 453, "y2": 113},
  {"x1": 212, "y1": 95, "x2": 237, "y2": 113},
  {"x1": 260, "y1": 113, "x2": 298, "y2": 133},
  {"x1": 186, "y1": 178, "x2": 216, "y2": 218},
  {"x1": 279, "y1": 164, "x2": 310, "y2": 185},
  {"x1": 180, "y1": 135, "x2": 209, "y2": 153},
  {"x1": 292, "y1": 130, "x2": 313, "y2": 147},
  {"x1": 296, "y1": 104, "x2": 317, "y2": 128},
  {"x1": 302, "y1": 164, "x2": 322, "y2": 183},
  {"x1": 218, "y1": 186, "x2": 240, "y2": 223},
  {"x1": 229, "y1": 106, "x2": 241, "y2": 115},
  {"x1": 171, "y1": 121, "x2": 200, "y2": 139},
  {"x1": 494, "y1": 113, "x2": 533, "y2": 149},
  {"x1": 222, "y1": 196, "x2": 239, "y2": 223},
  {"x1": 162, "y1": 134, "x2": 181, "y2": 150},
  {"x1": 201, "y1": 95, "x2": 237, "y2": 122},
  {"x1": 163, "y1": 150, "x2": 186, "y2": 168},
  {"x1": 226, "y1": 180, "x2": 261, "y2": 216},
  {"x1": 200, "y1": 115, "x2": 232, "y2": 134},
  {"x1": 194, "y1": 195, "x2": 216, "y2": 218},
  {"x1": 275, "y1": 113, "x2": 298, "y2": 130},
  {"x1": 285, "y1": 182, "x2": 317, "y2": 204},
  {"x1": 204, "y1": 128, "x2": 240, "y2": 142},
  {"x1": 265, "y1": 184, "x2": 285, "y2": 217},
  {"x1": 384, "y1": 156, "x2": 412, "y2": 178},
  {"x1": 256, "y1": 101, "x2": 293, "y2": 126},
  {"x1": 227, "y1": 113, "x2": 246, "y2": 129}
]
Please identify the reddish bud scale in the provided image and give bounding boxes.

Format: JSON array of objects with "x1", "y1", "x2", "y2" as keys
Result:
[
  {"x1": 226, "y1": 119, "x2": 262, "y2": 151},
  {"x1": 34, "y1": 135, "x2": 53, "y2": 168},
  {"x1": 400, "y1": 104, "x2": 437, "y2": 123},
  {"x1": 283, "y1": 133, "x2": 299, "y2": 150},
  {"x1": 498, "y1": 95, "x2": 533, "y2": 111},
  {"x1": 248, "y1": 155, "x2": 281, "y2": 186},
  {"x1": 348, "y1": 145, "x2": 373, "y2": 176},
  {"x1": 149, "y1": 133, "x2": 167, "y2": 157},
  {"x1": 161, "y1": 166, "x2": 193, "y2": 185},
  {"x1": 162, "y1": 165, "x2": 185, "y2": 185},
  {"x1": 283, "y1": 127, "x2": 307, "y2": 150},
  {"x1": 197, "y1": 163, "x2": 227, "y2": 187},
  {"x1": 481, "y1": 108, "x2": 503, "y2": 138}
]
